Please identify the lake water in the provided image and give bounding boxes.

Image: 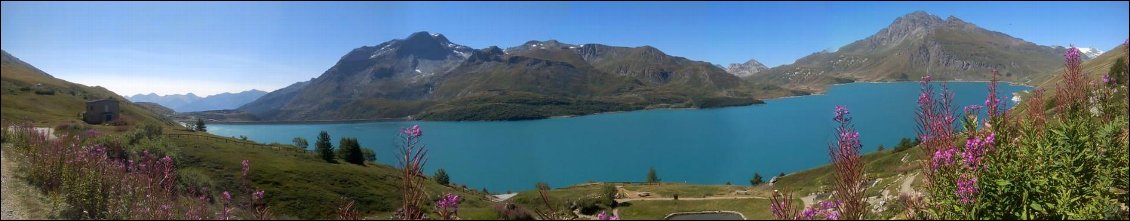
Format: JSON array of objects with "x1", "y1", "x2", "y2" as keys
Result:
[{"x1": 208, "y1": 82, "x2": 1030, "y2": 193}]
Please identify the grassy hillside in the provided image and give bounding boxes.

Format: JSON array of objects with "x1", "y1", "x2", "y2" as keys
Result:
[
  {"x1": 1, "y1": 50, "x2": 500, "y2": 219},
  {"x1": 1, "y1": 50, "x2": 173, "y2": 128},
  {"x1": 501, "y1": 145, "x2": 927, "y2": 220},
  {"x1": 163, "y1": 131, "x2": 498, "y2": 219},
  {"x1": 1034, "y1": 43, "x2": 1128, "y2": 89}
]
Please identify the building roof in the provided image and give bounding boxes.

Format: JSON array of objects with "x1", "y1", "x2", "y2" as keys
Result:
[{"x1": 86, "y1": 98, "x2": 118, "y2": 103}]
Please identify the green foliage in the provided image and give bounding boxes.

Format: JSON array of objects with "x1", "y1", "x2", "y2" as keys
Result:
[
  {"x1": 315, "y1": 131, "x2": 335, "y2": 163},
  {"x1": 292, "y1": 137, "x2": 308, "y2": 149},
  {"x1": 1110, "y1": 57, "x2": 1126, "y2": 85},
  {"x1": 573, "y1": 197, "x2": 607, "y2": 215},
  {"x1": 434, "y1": 169, "x2": 450, "y2": 186},
  {"x1": 194, "y1": 118, "x2": 206, "y2": 132},
  {"x1": 893, "y1": 137, "x2": 919, "y2": 152},
  {"x1": 419, "y1": 92, "x2": 642, "y2": 121},
  {"x1": 751, "y1": 173, "x2": 764, "y2": 186},
  {"x1": 361, "y1": 148, "x2": 376, "y2": 162},
  {"x1": 33, "y1": 87, "x2": 56, "y2": 95},
  {"x1": 877, "y1": 144, "x2": 885, "y2": 152},
  {"x1": 921, "y1": 77, "x2": 1129, "y2": 220},
  {"x1": 336, "y1": 137, "x2": 364, "y2": 165},
  {"x1": 691, "y1": 96, "x2": 764, "y2": 109},
  {"x1": 646, "y1": 167, "x2": 660, "y2": 184},
  {"x1": 176, "y1": 168, "x2": 217, "y2": 192},
  {"x1": 601, "y1": 183, "x2": 618, "y2": 208},
  {"x1": 965, "y1": 114, "x2": 1129, "y2": 220}
]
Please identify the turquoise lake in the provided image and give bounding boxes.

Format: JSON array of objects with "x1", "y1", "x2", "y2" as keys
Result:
[{"x1": 208, "y1": 82, "x2": 1030, "y2": 193}]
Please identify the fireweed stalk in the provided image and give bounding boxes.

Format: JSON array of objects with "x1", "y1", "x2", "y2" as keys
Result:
[
  {"x1": 769, "y1": 190, "x2": 800, "y2": 219},
  {"x1": 1055, "y1": 47, "x2": 1089, "y2": 116},
  {"x1": 915, "y1": 74, "x2": 956, "y2": 186},
  {"x1": 396, "y1": 125, "x2": 429, "y2": 220},
  {"x1": 770, "y1": 106, "x2": 867, "y2": 220},
  {"x1": 912, "y1": 69, "x2": 1002, "y2": 219},
  {"x1": 829, "y1": 105, "x2": 866, "y2": 220},
  {"x1": 986, "y1": 69, "x2": 1002, "y2": 118}
]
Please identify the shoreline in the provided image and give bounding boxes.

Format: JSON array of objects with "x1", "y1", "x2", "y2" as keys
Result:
[
  {"x1": 206, "y1": 117, "x2": 413, "y2": 125},
  {"x1": 207, "y1": 80, "x2": 1024, "y2": 125}
]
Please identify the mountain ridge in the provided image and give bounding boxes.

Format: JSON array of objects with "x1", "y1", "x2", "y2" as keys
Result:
[
  {"x1": 751, "y1": 11, "x2": 1067, "y2": 92},
  {"x1": 128, "y1": 89, "x2": 267, "y2": 113},
  {"x1": 239, "y1": 32, "x2": 765, "y2": 121}
]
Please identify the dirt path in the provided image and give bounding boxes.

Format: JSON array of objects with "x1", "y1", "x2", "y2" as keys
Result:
[
  {"x1": 610, "y1": 186, "x2": 768, "y2": 218},
  {"x1": 801, "y1": 194, "x2": 817, "y2": 207},
  {"x1": 900, "y1": 173, "x2": 918, "y2": 194},
  {"x1": 2, "y1": 148, "x2": 31, "y2": 220},
  {"x1": 616, "y1": 195, "x2": 767, "y2": 203},
  {"x1": 2, "y1": 128, "x2": 58, "y2": 220}
]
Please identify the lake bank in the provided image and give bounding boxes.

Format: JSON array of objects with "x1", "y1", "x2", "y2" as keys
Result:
[{"x1": 208, "y1": 82, "x2": 1030, "y2": 192}]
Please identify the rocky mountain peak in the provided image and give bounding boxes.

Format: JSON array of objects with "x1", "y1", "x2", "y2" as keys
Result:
[
  {"x1": 727, "y1": 58, "x2": 769, "y2": 78},
  {"x1": 859, "y1": 11, "x2": 946, "y2": 50}
]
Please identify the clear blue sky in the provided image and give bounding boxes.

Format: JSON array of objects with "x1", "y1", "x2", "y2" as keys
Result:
[{"x1": 2, "y1": 1, "x2": 1127, "y2": 96}]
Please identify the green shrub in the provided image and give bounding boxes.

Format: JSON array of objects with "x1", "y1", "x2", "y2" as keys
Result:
[
  {"x1": 750, "y1": 173, "x2": 764, "y2": 186},
  {"x1": 361, "y1": 148, "x2": 376, "y2": 162},
  {"x1": 572, "y1": 197, "x2": 607, "y2": 215},
  {"x1": 434, "y1": 169, "x2": 450, "y2": 186},
  {"x1": 34, "y1": 88, "x2": 56, "y2": 95},
  {"x1": 177, "y1": 168, "x2": 217, "y2": 192},
  {"x1": 292, "y1": 137, "x2": 308, "y2": 149},
  {"x1": 601, "y1": 183, "x2": 617, "y2": 208}
]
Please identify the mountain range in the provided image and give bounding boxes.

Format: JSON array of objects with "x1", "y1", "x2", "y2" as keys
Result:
[
  {"x1": 90, "y1": 11, "x2": 1113, "y2": 122},
  {"x1": 238, "y1": 11, "x2": 1080, "y2": 121},
  {"x1": 238, "y1": 32, "x2": 774, "y2": 121},
  {"x1": 128, "y1": 90, "x2": 267, "y2": 113},
  {"x1": 749, "y1": 11, "x2": 1069, "y2": 91}
]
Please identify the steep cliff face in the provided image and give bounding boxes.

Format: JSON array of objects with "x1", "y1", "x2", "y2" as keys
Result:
[{"x1": 755, "y1": 11, "x2": 1065, "y2": 90}]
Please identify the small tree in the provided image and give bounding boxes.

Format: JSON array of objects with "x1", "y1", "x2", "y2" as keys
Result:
[
  {"x1": 751, "y1": 173, "x2": 764, "y2": 186},
  {"x1": 336, "y1": 138, "x2": 351, "y2": 160},
  {"x1": 337, "y1": 137, "x2": 365, "y2": 165},
  {"x1": 292, "y1": 137, "x2": 308, "y2": 149},
  {"x1": 361, "y1": 148, "x2": 376, "y2": 162},
  {"x1": 194, "y1": 118, "x2": 207, "y2": 132},
  {"x1": 646, "y1": 167, "x2": 660, "y2": 184},
  {"x1": 877, "y1": 144, "x2": 885, "y2": 152},
  {"x1": 894, "y1": 137, "x2": 914, "y2": 152},
  {"x1": 315, "y1": 131, "x2": 335, "y2": 163},
  {"x1": 435, "y1": 169, "x2": 451, "y2": 186}
]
